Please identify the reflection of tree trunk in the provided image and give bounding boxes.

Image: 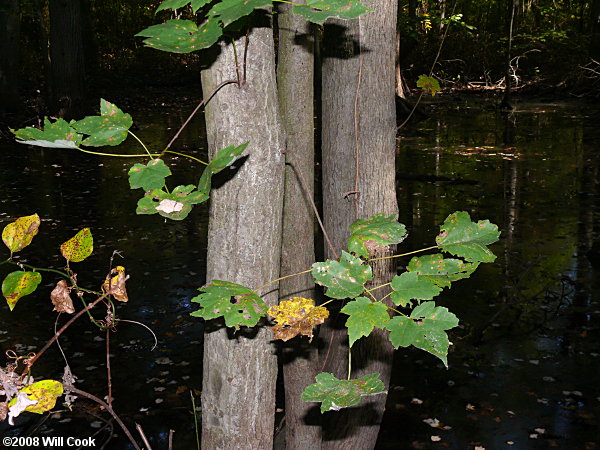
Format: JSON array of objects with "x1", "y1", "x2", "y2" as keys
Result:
[
  {"x1": 501, "y1": 0, "x2": 517, "y2": 109},
  {"x1": 49, "y1": 0, "x2": 89, "y2": 118},
  {"x1": 277, "y1": 2, "x2": 321, "y2": 448},
  {"x1": 320, "y1": 1, "x2": 398, "y2": 447},
  {"x1": 0, "y1": 0, "x2": 20, "y2": 113},
  {"x1": 591, "y1": 0, "x2": 600, "y2": 59},
  {"x1": 200, "y1": 10, "x2": 285, "y2": 448},
  {"x1": 502, "y1": 112, "x2": 518, "y2": 280}
]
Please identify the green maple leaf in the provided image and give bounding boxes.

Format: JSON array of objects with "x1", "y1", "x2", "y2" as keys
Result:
[
  {"x1": 301, "y1": 372, "x2": 385, "y2": 413},
  {"x1": 436, "y1": 211, "x2": 500, "y2": 263},
  {"x1": 347, "y1": 214, "x2": 407, "y2": 258},
  {"x1": 390, "y1": 271, "x2": 442, "y2": 307},
  {"x1": 386, "y1": 301, "x2": 459, "y2": 367},
  {"x1": 135, "y1": 185, "x2": 208, "y2": 220},
  {"x1": 311, "y1": 251, "x2": 373, "y2": 299},
  {"x1": 137, "y1": 18, "x2": 222, "y2": 53},
  {"x1": 156, "y1": 0, "x2": 211, "y2": 13},
  {"x1": 292, "y1": 0, "x2": 372, "y2": 25},
  {"x1": 190, "y1": 280, "x2": 267, "y2": 328},
  {"x1": 71, "y1": 99, "x2": 132, "y2": 146},
  {"x1": 407, "y1": 254, "x2": 479, "y2": 288},
  {"x1": 209, "y1": 0, "x2": 272, "y2": 28},
  {"x1": 13, "y1": 118, "x2": 82, "y2": 149},
  {"x1": 128, "y1": 159, "x2": 172, "y2": 191},
  {"x1": 416, "y1": 75, "x2": 441, "y2": 96},
  {"x1": 341, "y1": 297, "x2": 390, "y2": 346},
  {"x1": 197, "y1": 142, "x2": 248, "y2": 192}
]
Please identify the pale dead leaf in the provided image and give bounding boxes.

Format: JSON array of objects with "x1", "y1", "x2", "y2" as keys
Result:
[{"x1": 50, "y1": 280, "x2": 75, "y2": 314}]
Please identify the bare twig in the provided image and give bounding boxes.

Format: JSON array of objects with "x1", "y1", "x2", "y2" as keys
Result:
[
  {"x1": 64, "y1": 384, "x2": 141, "y2": 450},
  {"x1": 168, "y1": 429, "x2": 175, "y2": 450},
  {"x1": 135, "y1": 423, "x2": 153, "y2": 450},
  {"x1": 106, "y1": 328, "x2": 112, "y2": 410}
]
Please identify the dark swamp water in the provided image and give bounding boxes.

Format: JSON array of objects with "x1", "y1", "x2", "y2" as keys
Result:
[{"x1": 1, "y1": 96, "x2": 599, "y2": 449}]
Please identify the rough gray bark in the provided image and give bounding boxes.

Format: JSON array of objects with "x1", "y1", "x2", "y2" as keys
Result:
[
  {"x1": 320, "y1": 0, "x2": 398, "y2": 448},
  {"x1": 277, "y1": 2, "x2": 321, "y2": 449},
  {"x1": 200, "y1": 12, "x2": 286, "y2": 449},
  {"x1": 49, "y1": 0, "x2": 88, "y2": 118},
  {"x1": 0, "y1": 0, "x2": 20, "y2": 113}
]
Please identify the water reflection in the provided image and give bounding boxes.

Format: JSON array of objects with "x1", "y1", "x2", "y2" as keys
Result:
[{"x1": 381, "y1": 98, "x2": 600, "y2": 448}]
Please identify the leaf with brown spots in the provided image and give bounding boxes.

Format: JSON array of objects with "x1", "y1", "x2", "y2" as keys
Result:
[
  {"x1": 2, "y1": 214, "x2": 40, "y2": 254},
  {"x1": 60, "y1": 228, "x2": 93, "y2": 263}
]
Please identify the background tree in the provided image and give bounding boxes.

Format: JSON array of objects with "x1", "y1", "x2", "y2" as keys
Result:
[
  {"x1": 48, "y1": 0, "x2": 93, "y2": 118},
  {"x1": 320, "y1": 0, "x2": 399, "y2": 447},
  {"x1": 0, "y1": 0, "x2": 20, "y2": 113},
  {"x1": 276, "y1": 2, "x2": 321, "y2": 449},
  {"x1": 200, "y1": 9, "x2": 286, "y2": 449}
]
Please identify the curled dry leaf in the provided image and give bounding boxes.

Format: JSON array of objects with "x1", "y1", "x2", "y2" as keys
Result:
[
  {"x1": 101, "y1": 266, "x2": 129, "y2": 302},
  {"x1": 268, "y1": 297, "x2": 329, "y2": 342},
  {"x1": 0, "y1": 401, "x2": 7, "y2": 421},
  {"x1": 50, "y1": 280, "x2": 75, "y2": 314}
]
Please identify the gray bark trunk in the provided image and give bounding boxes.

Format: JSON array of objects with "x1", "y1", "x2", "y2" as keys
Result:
[
  {"x1": 200, "y1": 11, "x2": 286, "y2": 449},
  {"x1": 320, "y1": 0, "x2": 398, "y2": 447},
  {"x1": 277, "y1": 2, "x2": 321, "y2": 449},
  {"x1": 0, "y1": 0, "x2": 20, "y2": 113}
]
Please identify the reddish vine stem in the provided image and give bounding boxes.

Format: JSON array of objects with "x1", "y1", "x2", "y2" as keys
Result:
[
  {"x1": 162, "y1": 79, "x2": 238, "y2": 154},
  {"x1": 21, "y1": 292, "x2": 110, "y2": 378},
  {"x1": 64, "y1": 384, "x2": 141, "y2": 450},
  {"x1": 106, "y1": 328, "x2": 112, "y2": 410}
]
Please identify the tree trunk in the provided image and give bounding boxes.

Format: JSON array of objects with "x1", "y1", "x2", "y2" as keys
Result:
[
  {"x1": 0, "y1": 0, "x2": 20, "y2": 114},
  {"x1": 320, "y1": 0, "x2": 399, "y2": 448},
  {"x1": 48, "y1": 0, "x2": 88, "y2": 118},
  {"x1": 277, "y1": 3, "x2": 321, "y2": 449},
  {"x1": 591, "y1": 0, "x2": 600, "y2": 59},
  {"x1": 200, "y1": 10, "x2": 286, "y2": 450}
]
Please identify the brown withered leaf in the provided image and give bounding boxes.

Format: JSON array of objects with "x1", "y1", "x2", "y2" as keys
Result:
[
  {"x1": 268, "y1": 297, "x2": 329, "y2": 342},
  {"x1": 101, "y1": 266, "x2": 129, "y2": 302},
  {"x1": 50, "y1": 280, "x2": 75, "y2": 314}
]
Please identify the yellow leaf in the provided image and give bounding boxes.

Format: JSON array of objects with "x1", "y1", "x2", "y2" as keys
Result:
[
  {"x1": 8, "y1": 380, "x2": 63, "y2": 415},
  {"x1": 2, "y1": 214, "x2": 40, "y2": 254},
  {"x1": 268, "y1": 297, "x2": 329, "y2": 342},
  {"x1": 102, "y1": 266, "x2": 129, "y2": 302}
]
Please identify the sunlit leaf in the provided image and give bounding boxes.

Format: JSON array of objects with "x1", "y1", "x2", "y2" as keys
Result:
[
  {"x1": 386, "y1": 301, "x2": 459, "y2": 367},
  {"x1": 347, "y1": 213, "x2": 407, "y2": 258},
  {"x1": 311, "y1": 251, "x2": 373, "y2": 299},
  {"x1": 137, "y1": 18, "x2": 222, "y2": 53},
  {"x1": 128, "y1": 159, "x2": 172, "y2": 191},
  {"x1": 101, "y1": 266, "x2": 129, "y2": 302},
  {"x1": 341, "y1": 297, "x2": 390, "y2": 346},
  {"x1": 135, "y1": 185, "x2": 208, "y2": 220},
  {"x1": 8, "y1": 380, "x2": 63, "y2": 415},
  {"x1": 2, "y1": 214, "x2": 40, "y2": 254},
  {"x1": 417, "y1": 75, "x2": 441, "y2": 96},
  {"x1": 2, "y1": 271, "x2": 42, "y2": 310},
  {"x1": 302, "y1": 372, "x2": 385, "y2": 413},
  {"x1": 209, "y1": 0, "x2": 272, "y2": 28},
  {"x1": 197, "y1": 142, "x2": 248, "y2": 192},
  {"x1": 190, "y1": 280, "x2": 267, "y2": 328},
  {"x1": 268, "y1": 297, "x2": 329, "y2": 342},
  {"x1": 407, "y1": 254, "x2": 479, "y2": 288},
  {"x1": 71, "y1": 99, "x2": 133, "y2": 147},
  {"x1": 13, "y1": 118, "x2": 82, "y2": 149},
  {"x1": 390, "y1": 271, "x2": 442, "y2": 307},
  {"x1": 50, "y1": 280, "x2": 75, "y2": 314},
  {"x1": 436, "y1": 211, "x2": 500, "y2": 262},
  {"x1": 60, "y1": 228, "x2": 93, "y2": 263},
  {"x1": 292, "y1": 0, "x2": 372, "y2": 25}
]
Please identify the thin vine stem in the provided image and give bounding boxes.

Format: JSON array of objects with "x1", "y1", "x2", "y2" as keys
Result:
[
  {"x1": 254, "y1": 268, "x2": 312, "y2": 294},
  {"x1": 163, "y1": 149, "x2": 207, "y2": 165},
  {"x1": 368, "y1": 245, "x2": 439, "y2": 262},
  {"x1": 75, "y1": 146, "x2": 158, "y2": 158},
  {"x1": 128, "y1": 130, "x2": 153, "y2": 158}
]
